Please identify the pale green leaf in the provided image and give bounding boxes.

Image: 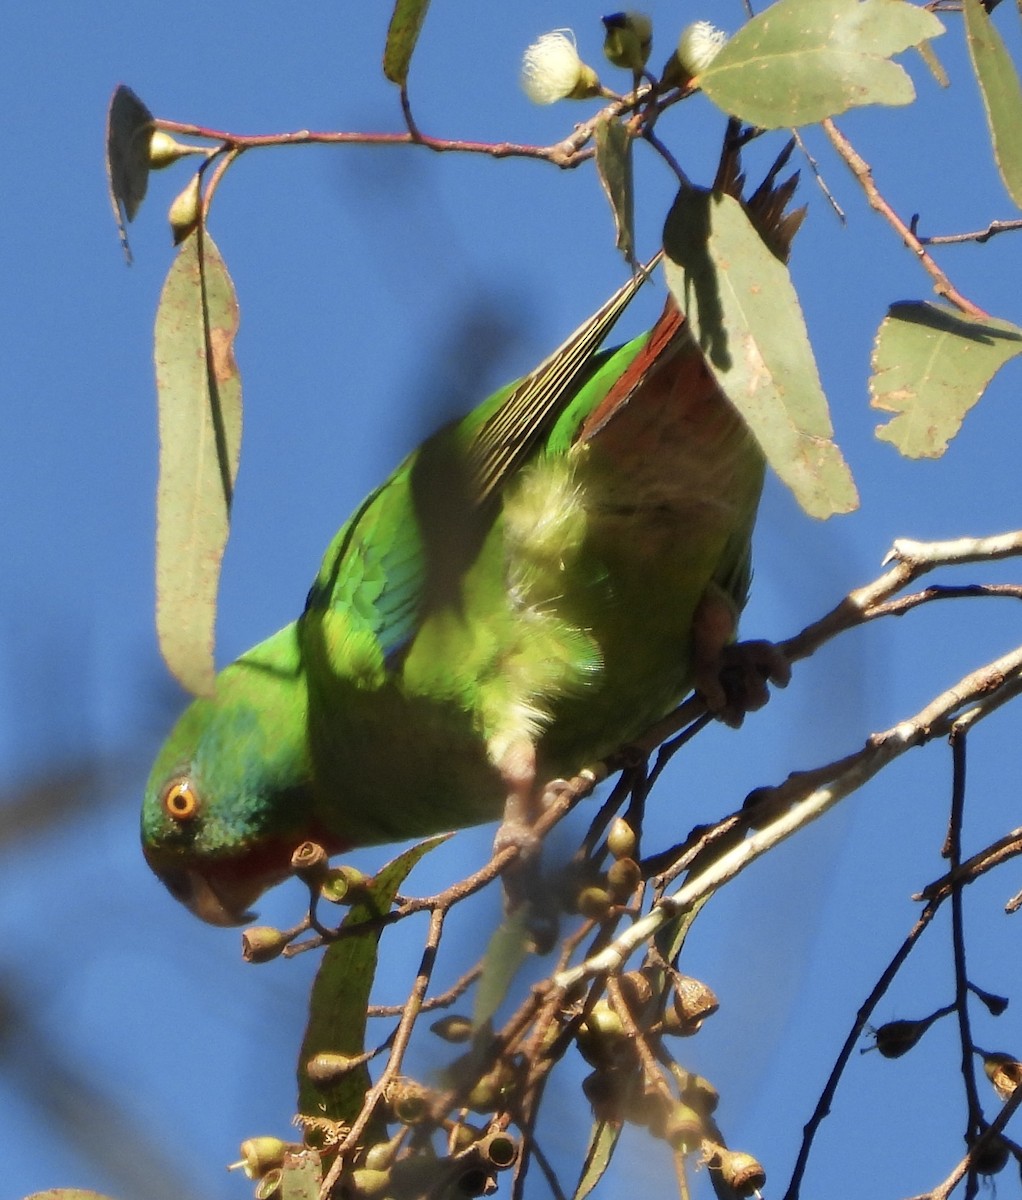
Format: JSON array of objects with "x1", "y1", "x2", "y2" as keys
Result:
[
  {"x1": 871, "y1": 302, "x2": 1022, "y2": 457},
  {"x1": 699, "y1": 0, "x2": 945, "y2": 128},
  {"x1": 663, "y1": 187, "x2": 858, "y2": 518},
  {"x1": 473, "y1": 906, "x2": 531, "y2": 1028},
  {"x1": 154, "y1": 232, "x2": 242, "y2": 695},
  {"x1": 297, "y1": 835, "x2": 448, "y2": 1125},
  {"x1": 595, "y1": 116, "x2": 635, "y2": 267},
  {"x1": 280, "y1": 1150, "x2": 322, "y2": 1200},
  {"x1": 383, "y1": 0, "x2": 432, "y2": 85},
  {"x1": 106, "y1": 84, "x2": 154, "y2": 262},
  {"x1": 964, "y1": 0, "x2": 1022, "y2": 209},
  {"x1": 573, "y1": 1121, "x2": 621, "y2": 1200}
]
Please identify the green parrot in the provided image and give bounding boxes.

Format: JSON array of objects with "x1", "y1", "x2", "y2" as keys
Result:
[{"x1": 142, "y1": 170, "x2": 800, "y2": 927}]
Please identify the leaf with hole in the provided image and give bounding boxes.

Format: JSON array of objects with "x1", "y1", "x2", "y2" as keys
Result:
[
  {"x1": 871, "y1": 302, "x2": 1022, "y2": 457},
  {"x1": 699, "y1": 0, "x2": 944, "y2": 128},
  {"x1": 154, "y1": 231, "x2": 242, "y2": 695}
]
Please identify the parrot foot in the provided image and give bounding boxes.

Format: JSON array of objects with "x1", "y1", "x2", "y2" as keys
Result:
[{"x1": 696, "y1": 639, "x2": 791, "y2": 728}]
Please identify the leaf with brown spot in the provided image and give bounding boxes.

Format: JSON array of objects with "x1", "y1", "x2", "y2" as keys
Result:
[{"x1": 153, "y1": 231, "x2": 242, "y2": 695}]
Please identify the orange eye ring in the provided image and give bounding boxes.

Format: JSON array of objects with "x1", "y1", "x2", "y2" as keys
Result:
[{"x1": 162, "y1": 778, "x2": 200, "y2": 822}]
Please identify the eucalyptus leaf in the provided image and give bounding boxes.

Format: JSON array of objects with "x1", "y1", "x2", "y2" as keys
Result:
[
  {"x1": 699, "y1": 0, "x2": 945, "y2": 128},
  {"x1": 964, "y1": 0, "x2": 1022, "y2": 209},
  {"x1": 595, "y1": 116, "x2": 635, "y2": 267},
  {"x1": 154, "y1": 231, "x2": 242, "y2": 695},
  {"x1": 573, "y1": 1121, "x2": 621, "y2": 1200},
  {"x1": 871, "y1": 302, "x2": 1022, "y2": 457},
  {"x1": 106, "y1": 84, "x2": 154, "y2": 261},
  {"x1": 473, "y1": 905, "x2": 532, "y2": 1028},
  {"x1": 663, "y1": 187, "x2": 858, "y2": 518},
  {"x1": 383, "y1": 0, "x2": 432, "y2": 85},
  {"x1": 297, "y1": 835, "x2": 449, "y2": 1126}
]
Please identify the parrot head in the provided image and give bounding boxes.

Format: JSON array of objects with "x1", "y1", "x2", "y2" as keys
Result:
[{"x1": 141, "y1": 626, "x2": 323, "y2": 926}]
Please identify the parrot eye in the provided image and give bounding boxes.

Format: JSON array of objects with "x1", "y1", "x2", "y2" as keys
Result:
[{"x1": 162, "y1": 777, "x2": 201, "y2": 823}]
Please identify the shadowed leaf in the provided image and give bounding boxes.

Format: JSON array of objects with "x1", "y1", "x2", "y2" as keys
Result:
[
  {"x1": 964, "y1": 0, "x2": 1022, "y2": 209},
  {"x1": 663, "y1": 187, "x2": 858, "y2": 518},
  {"x1": 297, "y1": 835, "x2": 449, "y2": 1126},
  {"x1": 699, "y1": 0, "x2": 944, "y2": 128},
  {"x1": 871, "y1": 302, "x2": 1022, "y2": 457},
  {"x1": 384, "y1": 0, "x2": 432, "y2": 85},
  {"x1": 595, "y1": 116, "x2": 635, "y2": 267},
  {"x1": 473, "y1": 905, "x2": 531, "y2": 1028},
  {"x1": 106, "y1": 84, "x2": 154, "y2": 262},
  {"x1": 154, "y1": 231, "x2": 242, "y2": 695},
  {"x1": 573, "y1": 1121, "x2": 621, "y2": 1200}
]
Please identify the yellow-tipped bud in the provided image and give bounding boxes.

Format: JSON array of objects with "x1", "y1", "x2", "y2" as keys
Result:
[
  {"x1": 168, "y1": 175, "x2": 201, "y2": 245},
  {"x1": 148, "y1": 129, "x2": 203, "y2": 169},
  {"x1": 431, "y1": 1014, "x2": 474, "y2": 1043},
  {"x1": 607, "y1": 817, "x2": 637, "y2": 860},
  {"x1": 349, "y1": 1168, "x2": 392, "y2": 1197},
  {"x1": 577, "y1": 885, "x2": 613, "y2": 919},
  {"x1": 305, "y1": 1052, "x2": 360, "y2": 1086},
  {"x1": 602, "y1": 12, "x2": 653, "y2": 73},
  {"x1": 230, "y1": 1136, "x2": 292, "y2": 1180},
  {"x1": 607, "y1": 856, "x2": 642, "y2": 900},
  {"x1": 241, "y1": 925, "x2": 290, "y2": 964}
]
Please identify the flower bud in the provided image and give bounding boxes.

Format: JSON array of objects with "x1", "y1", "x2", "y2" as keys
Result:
[
  {"x1": 148, "y1": 130, "x2": 202, "y2": 170},
  {"x1": 321, "y1": 864, "x2": 369, "y2": 904},
  {"x1": 616, "y1": 970, "x2": 653, "y2": 1015},
  {"x1": 867, "y1": 1015, "x2": 944, "y2": 1059},
  {"x1": 663, "y1": 1101, "x2": 704, "y2": 1153},
  {"x1": 972, "y1": 1132, "x2": 1010, "y2": 1176},
  {"x1": 431, "y1": 1014, "x2": 474, "y2": 1043},
  {"x1": 241, "y1": 926, "x2": 289, "y2": 964},
  {"x1": 602, "y1": 12, "x2": 653, "y2": 73},
  {"x1": 577, "y1": 885, "x2": 613, "y2": 920},
  {"x1": 349, "y1": 1168, "x2": 392, "y2": 1197},
  {"x1": 449, "y1": 1122, "x2": 485, "y2": 1153},
  {"x1": 363, "y1": 1140, "x2": 399, "y2": 1171},
  {"x1": 716, "y1": 1148, "x2": 766, "y2": 1196},
  {"x1": 291, "y1": 841, "x2": 330, "y2": 886},
  {"x1": 607, "y1": 817, "x2": 637, "y2": 860},
  {"x1": 607, "y1": 856, "x2": 641, "y2": 900},
  {"x1": 582, "y1": 1069, "x2": 625, "y2": 1122},
  {"x1": 983, "y1": 1052, "x2": 1022, "y2": 1100},
  {"x1": 466, "y1": 1065, "x2": 513, "y2": 1114},
  {"x1": 582, "y1": 999, "x2": 624, "y2": 1040},
  {"x1": 521, "y1": 31, "x2": 601, "y2": 105},
  {"x1": 168, "y1": 175, "x2": 201, "y2": 245},
  {"x1": 306, "y1": 1052, "x2": 360, "y2": 1086},
  {"x1": 230, "y1": 1136, "x2": 292, "y2": 1180},
  {"x1": 681, "y1": 1073, "x2": 719, "y2": 1116}
]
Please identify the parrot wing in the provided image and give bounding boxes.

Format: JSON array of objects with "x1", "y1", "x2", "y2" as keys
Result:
[{"x1": 304, "y1": 262, "x2": 658, "y2": 663}]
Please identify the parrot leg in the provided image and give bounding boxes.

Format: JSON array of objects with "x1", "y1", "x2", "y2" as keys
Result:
[{"x1": 691, "y1": 585, "x2": 790, "y2": 727}]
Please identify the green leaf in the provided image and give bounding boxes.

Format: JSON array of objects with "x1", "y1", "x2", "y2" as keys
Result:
[
  {"x1": 964, "y1": 0, "x2": 1022, "y2": 209},
  {"x1": 383, "y1": 0, "x2": 432, "y2": 85},
  {"x1": 297, "y1": 835, "x2": 449, "y2": 1126},
  {"x1": 106, "y1": 84, "x2": 154, "y2": 262},
  {"x1": 595, "y1": 116, "x2": 635, "y2": 267},
  {"x1": 663, "y1": 187, "x2": 858, "y2": 519},
  {"x1": 871, "y1": 302, "x2": 1022, "y2": 457},
  {"x1": 699, "y1": 0, "x2": 945, "y2": 128},
  {"x1": 473, "y1": 905, "x2": 531, "y2": 1028},
  {"x1": 573, "y1": 1121, "x2": 621, "y2": 1200},
  {"x1": 153, "y1": 231, "x2": 242, "y2": 695},
  {"x1": 280, "y1": 1150, "x2": 322, "y2": 1200}
]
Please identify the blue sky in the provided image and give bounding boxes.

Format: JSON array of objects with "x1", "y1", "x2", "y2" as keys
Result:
[{"x1": 5, "y1": 3, "x2": 1022, "y2": 1198}]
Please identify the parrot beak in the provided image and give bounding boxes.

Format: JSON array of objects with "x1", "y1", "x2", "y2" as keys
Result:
[{"x1": 156, "y1": 865, "x2": 261, "y2": 927}]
